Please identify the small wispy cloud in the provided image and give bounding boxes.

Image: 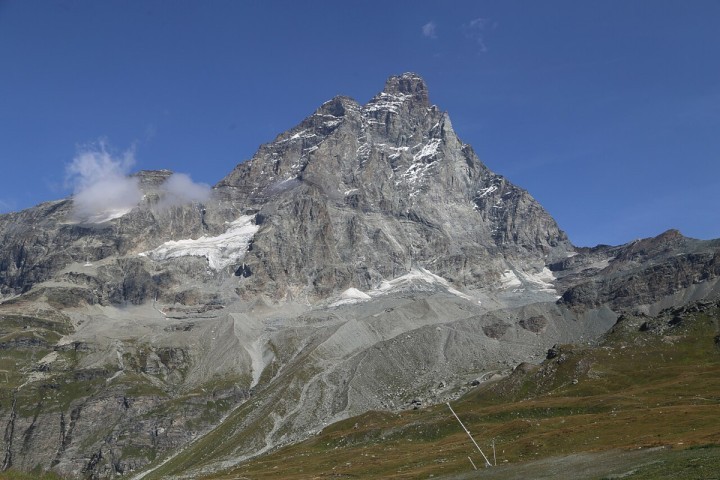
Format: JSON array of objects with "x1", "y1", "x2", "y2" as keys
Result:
[
  {"x1": 462, "y1": 16, "x2": 493, "y2": 53},
  {"x1": 469, "y1": 17, "x2": 489, "y2": 30},
  {"x1": 65, "y1": 140, "x2": 211, "y2": 222},
  {"x1": 65, "y1": 141, "x2": 143, "y2": 222},
  {"x1": 422, "y1": 21, "x2": 437, "y2": 39},
  {"x1": 157, "y1": 173, "x2": 211, "y2": 209},
  {"x1": 144, "y1": 123, "x2": 157, "y2": 141}
]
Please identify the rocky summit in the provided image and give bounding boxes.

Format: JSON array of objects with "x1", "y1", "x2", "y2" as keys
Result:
[{"x1": 0, "y1": 73, "x2": 718, "y2": 479}]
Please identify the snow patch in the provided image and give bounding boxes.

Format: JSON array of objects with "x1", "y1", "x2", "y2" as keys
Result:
[
  {"x1": 81, "y1": 207, "x2": 134, "y2": 224},
  {"x1": 500, "y1": 270, "x2": 522, "y2": 289},
  {"x1": 400, "y1": 162, "x2": 437, "y2": 195},
  {"x1": 371, "y1": 268, "x2": 475, "y2": 302},
  {"x1": 357, "y1": 142, "x2": 371, "y2": 157},
  {"x1": 323, "y1": 118, "x2": 343, "y2": 128},
  {"x1": 363, "y1": 92, "x2": 411, "y2": 114},
  {"x1": 289, "y1": 130, "x2": 307, "y2": 140},
  {"x1": 140, "y1": 215, "x2": 259, "y2": 271},
  {"x1": 478, "y1": 185, "x2": 498, "y2": 198},
  {"x1": 500, "y1": 267, "x2": 557, "y2": 294},
  {"x1": 524, "y1": 267, "x2": 556, "y2": 292},
  {"x1": 388, "y1": 145, "x2": 409, "y2": 160},
  {"x1": 392, "y1": 139, "x2": 443, "y2": 192},
  {"x1": 278, "y1": 130, "x2": 318, "y2": 142},
  {"x1": 413, "y1": 138, "x2": 441, "y2": 162},
  {"x1": 342, "y1": 287, "x2": 371, "y2": 300},
  {"x1": 330, "y1": 287, "x2": 372, "y2": 307}
]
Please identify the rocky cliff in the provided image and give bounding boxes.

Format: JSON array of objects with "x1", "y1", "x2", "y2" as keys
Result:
[{"x1": 215, "y1": 73, "x2": 571, "y2": 301}]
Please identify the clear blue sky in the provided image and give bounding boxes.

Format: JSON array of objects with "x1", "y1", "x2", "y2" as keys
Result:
[{"x1": 1, "y1": 1, "x2": 718, "y2": 246}]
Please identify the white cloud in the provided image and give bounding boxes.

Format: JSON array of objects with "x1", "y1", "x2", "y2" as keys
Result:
[
  {"x1": 463, "y1": 16, "x2": 491, "y2": 53},
  {"x1": 66, "y1": 141, "x2": 143, "y2": 222},
  {"x1": 422, "y1": 21, "x2": 437, "y2": 39},
  {"x1": 157, "y1": 172, "x2": 211, "y2": 209},
  {"x1": 65, "y1": 140, "x2": 212, "y2": 222},
  {"x1": 469, "y1": 17, "x2": 488, "y2": 29}
]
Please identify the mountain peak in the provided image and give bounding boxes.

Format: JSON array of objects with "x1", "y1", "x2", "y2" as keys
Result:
[
  {"x1": 382, "y1": 72, "x2": 429, "y2": 105},
  {"x1": 316, "y1": 95, "x2": 360, "y2": 117}
]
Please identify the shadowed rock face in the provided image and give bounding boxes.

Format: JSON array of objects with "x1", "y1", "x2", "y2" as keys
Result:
[
  {"x1": 0, "y1": 74, "x2": 718, "y2": 479},
  {"x1": 556, "y1": 231, "x2": 720, "y2": 314},
  {"x1": 0, "y1": 170, "x2": 210, "y2": 302},
  {"x1": 216, "y1": 72, "x2": 571, "y2": 300}
]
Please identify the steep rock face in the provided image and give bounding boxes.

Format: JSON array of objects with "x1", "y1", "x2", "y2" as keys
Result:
[
  {"x1": 1, "y1": 74, "x2": 568, "y2": 306},
  {"x1": 217, "y1": 73, "x2": 571, "y2": 300}
]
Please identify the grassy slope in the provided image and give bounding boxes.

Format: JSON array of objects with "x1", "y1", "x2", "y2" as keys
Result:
[{"x1": 199, "y1": 303, "x2": 720, "y2": 479}]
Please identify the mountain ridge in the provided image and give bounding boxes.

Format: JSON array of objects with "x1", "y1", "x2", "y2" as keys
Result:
[{"x1": 213, "y1": 72, "x2": 571, "y2": 301}]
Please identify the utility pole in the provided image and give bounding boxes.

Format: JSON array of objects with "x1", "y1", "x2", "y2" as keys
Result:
[{"x1": 447, "y1": 402, "x2": 492, "y2": 468}]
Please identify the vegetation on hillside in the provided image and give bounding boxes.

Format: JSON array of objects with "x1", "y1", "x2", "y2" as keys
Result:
[{"x1": 193, "y1": 302, "x2": 720, "y2": 479}]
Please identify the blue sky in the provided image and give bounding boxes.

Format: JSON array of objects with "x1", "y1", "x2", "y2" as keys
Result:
[{"x1": 1, "y1": 1, "x2": 718, "y2": 246}]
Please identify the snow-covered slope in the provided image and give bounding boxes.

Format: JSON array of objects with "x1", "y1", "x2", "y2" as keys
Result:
[{"x1": 140, "y1": 215, "x2": 259, "y2": 271}]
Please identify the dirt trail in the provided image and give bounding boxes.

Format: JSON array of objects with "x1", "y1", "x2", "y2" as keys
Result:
[{"x1": 442, "y1": 447, "x2": 674, "y2": 480}]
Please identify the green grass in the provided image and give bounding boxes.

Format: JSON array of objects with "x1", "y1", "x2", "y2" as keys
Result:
[
  {"x1": 0, "y1": 312, "x2": 74, "y2": 393},
  {"x1": 0, "y1": 470, "x2": 65, "y2": 480},
  {"x1": 0, "y1": 313, "x2": 73, "y2": 337}
]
